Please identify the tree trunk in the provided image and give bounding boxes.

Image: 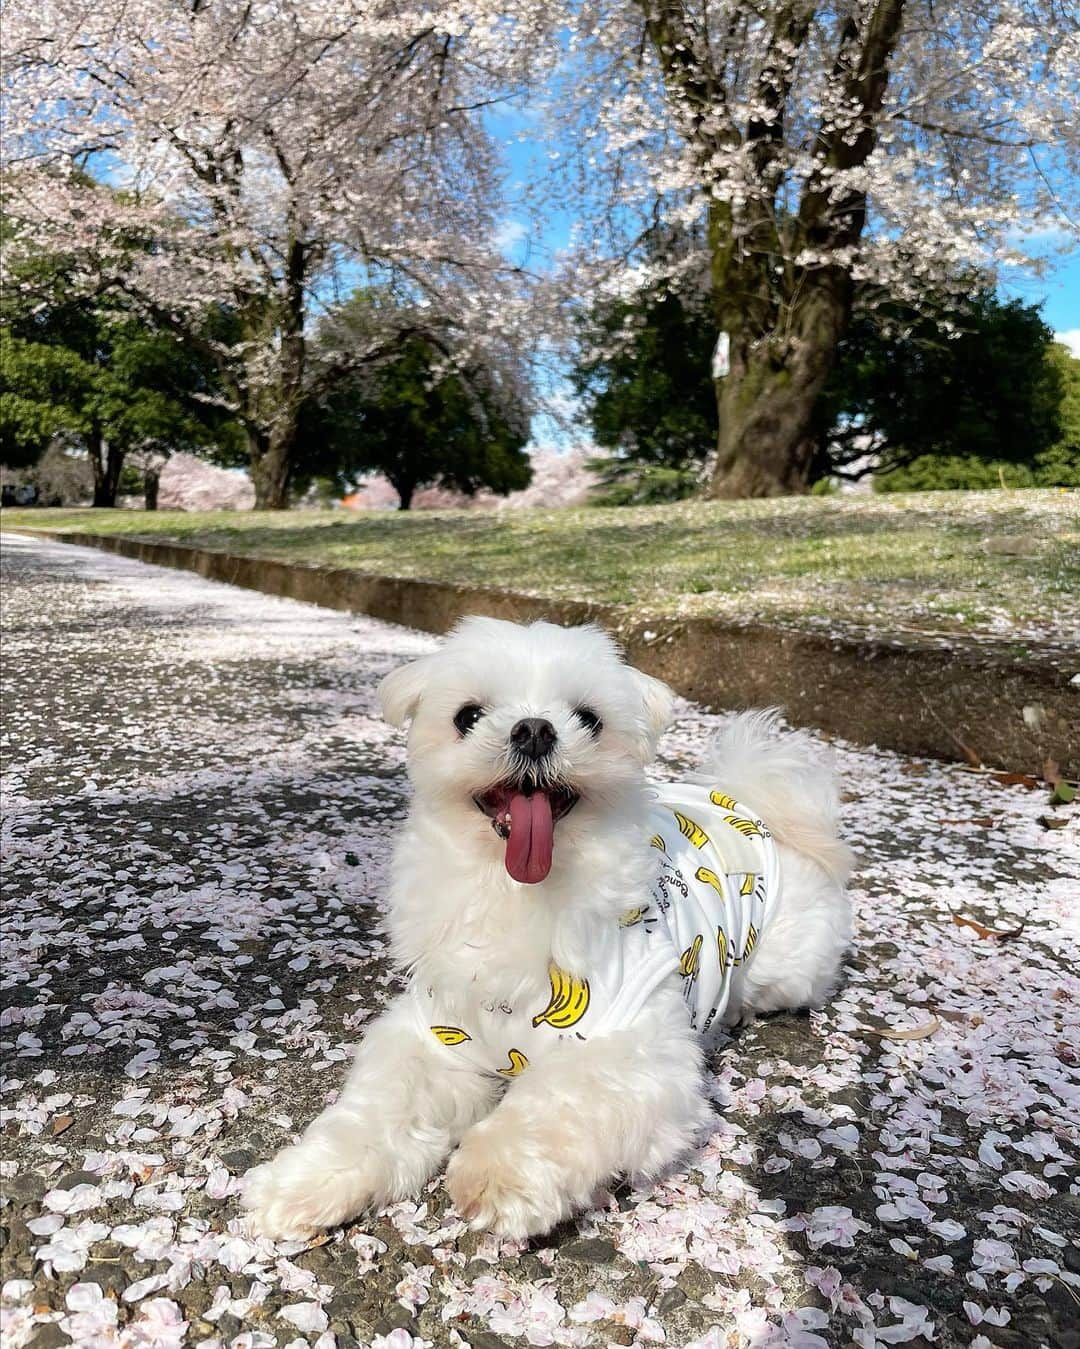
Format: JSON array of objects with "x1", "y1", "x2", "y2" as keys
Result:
[
  {"x1": 249, "y1": 427, "x2": 294, "y2": 509},
  {"x1": 688, "y1": 0, "x2": 906, "y2": 498},
  {"x1": 89, "y1": 429, "x2": 125, "y2": 507},
  {"x1": 708, "y1": 275, "x2": 851, "y2": 497},
  {"x1": 710, "y1": 363, "x2": 818, "y2": 496},
  {"x1": 395, "y1": 480, "x2": 415, "y2": 510},
  {"x1": 246, "y1": 233, "x2": 307, "y2": 510},
  {"x1": 144, "y1": 468, "x2": 160, "y2": 511}
]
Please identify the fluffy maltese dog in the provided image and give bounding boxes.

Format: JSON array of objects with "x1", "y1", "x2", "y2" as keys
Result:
[{"x1": 245, "y1": 617, "x2": 852, "y2": 1241}]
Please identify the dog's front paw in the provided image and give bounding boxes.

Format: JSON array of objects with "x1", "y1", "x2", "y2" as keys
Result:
[
  {"x1": 445, "y1": 1122, "x2": 572, "y2": 1241},
  {"x1": 242, "y1": 1141, "x2": 378, "y2": 1242}
]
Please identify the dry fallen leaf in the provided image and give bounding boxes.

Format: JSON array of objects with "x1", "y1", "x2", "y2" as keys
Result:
[
  {"x1": 1040, "y1": 815, "x2": 1069, "y2": 831},
  {"x1": 939, "y1": 817, "x2": 994, "y2": 828},
  {"x1": 51, "y1": 1115, "x2": 74, "y2": 1136},
  {"x1": 990, "y1": 771, "x2": 1041, "y2": 790},
  {"x1": 951, "y1": 912, "x2": 1026, "y2": 940}
]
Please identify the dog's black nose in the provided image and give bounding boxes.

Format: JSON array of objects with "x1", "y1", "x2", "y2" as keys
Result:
[{"x1": 510, "y1": 717, "x2": 557, "y2": 761}]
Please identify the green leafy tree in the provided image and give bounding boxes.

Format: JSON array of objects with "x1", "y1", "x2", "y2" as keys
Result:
[
  {"x1": 872, "y1": 340, "x2": 1080, "y2": 491},
  {"x1": 298, "y1": 334, "x2": 531, "y2": 510},
  {"x1": 571, "y1": 291, "x2": 715, "y2": 502},
  {"x1": 1, "y1": 243, "x2": 243, "y2": 505},
  {"x1": 570, "y1": 230, "x2": 715, "y2": 504},
  {"x1": 0, "y1": 339, "x2": 81, "y2": 469},
  {"x1": 1039, "y1": 342, "x2": 1080, "y2": 485},
  {"x1": 821, "y1": 293, "x2": 1068, "y2": 485}
]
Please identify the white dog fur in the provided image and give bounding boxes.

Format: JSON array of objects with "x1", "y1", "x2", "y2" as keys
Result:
[{"x1": 244, "y1": 617, "x2": 853, "y2": 1242}]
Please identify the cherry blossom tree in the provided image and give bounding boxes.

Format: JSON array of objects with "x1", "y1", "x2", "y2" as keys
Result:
[
  {"x1": 2, "y1": 1, "x2": 539, "y2": 507},
  {"x1": 544, "y1": 1, "x2": 1080, "y2": 496}
]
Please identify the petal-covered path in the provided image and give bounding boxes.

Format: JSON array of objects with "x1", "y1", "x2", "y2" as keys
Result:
[{"x1": 1, "y1": 531, "x2": 1077, "y2": 1349}]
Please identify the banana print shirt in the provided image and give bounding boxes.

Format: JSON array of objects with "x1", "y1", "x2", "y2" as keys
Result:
[{"x1": 416, "y1": 783, "x2": 780, "y2": 1078}]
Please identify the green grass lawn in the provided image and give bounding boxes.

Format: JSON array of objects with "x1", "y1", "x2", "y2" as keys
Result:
[{"x1": 4, "y1": 489, "x2": 1078, "y2": 646}]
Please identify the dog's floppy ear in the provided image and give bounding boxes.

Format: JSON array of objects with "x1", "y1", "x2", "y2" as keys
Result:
[
  {"x1": 378, "y1": 655, "x2": 437, "y2": 728},
  {"x1": 630, "y1": 667, "x2": 674, "y2": 754}
]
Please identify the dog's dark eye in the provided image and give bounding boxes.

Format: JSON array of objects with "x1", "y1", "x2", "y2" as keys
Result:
[
  {"x1": 453, "y1": 703, "x2": 484, "y2": 736},
  {"x1": 574, "y1": 706, "x2": 603, "y2": 737}
]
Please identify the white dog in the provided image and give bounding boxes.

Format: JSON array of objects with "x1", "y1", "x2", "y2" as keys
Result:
[{"x1": 244, "y1": 618, "x2": 852, "y2": 1241}]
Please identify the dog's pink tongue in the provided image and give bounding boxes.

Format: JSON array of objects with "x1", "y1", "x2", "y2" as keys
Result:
[{"x1": 505, "y1": 791, "x2": 554, "y2": 884}]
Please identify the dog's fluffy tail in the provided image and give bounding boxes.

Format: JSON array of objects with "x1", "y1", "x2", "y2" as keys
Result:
[{"x1": 696, "y1": 709, "x2": 854, "y2": 885}]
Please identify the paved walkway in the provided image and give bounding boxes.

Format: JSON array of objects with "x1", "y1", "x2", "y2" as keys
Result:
[{"x1": 1, "y1": 531, "x2": 1077, "y2": 1349}]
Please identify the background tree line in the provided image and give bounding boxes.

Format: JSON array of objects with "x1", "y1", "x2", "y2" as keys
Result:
[
  {"x1": 3, "y1": 223, "x2": 1075, "y2": 508},
  {"x1": 1, "y1": 239, "x2": 531, "y2": 509}
]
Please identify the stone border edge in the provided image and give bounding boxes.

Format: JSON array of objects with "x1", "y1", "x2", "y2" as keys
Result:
[{"x1": 7, "y1": 527, "x2": 1076, "y2": 774}]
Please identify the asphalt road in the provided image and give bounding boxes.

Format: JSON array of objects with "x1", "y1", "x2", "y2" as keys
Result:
[{"x1": 1, "y1": 530, "x2": 1078, "y2": 1349}]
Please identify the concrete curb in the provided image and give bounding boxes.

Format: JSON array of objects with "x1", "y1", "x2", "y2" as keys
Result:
[{"x1": 8, "y1": 526, "x2": 1077, "y2": 774}]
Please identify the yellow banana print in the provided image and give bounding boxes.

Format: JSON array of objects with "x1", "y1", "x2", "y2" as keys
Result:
[
  {"x1": 619, "y1": 906, "x2": 647, "y2": 927},
  {"x1": 740, "y1": 873, "x2": 754, "y2": 896},
  {"x1": 744, "y1": 924, "x2": 759, "y2": 959},
  {"x1": 717, "y1": 926, "x2": 729, "y2": 970},
  {"x1": 497, "y1": 1048, "x2": 530, "y2": 1077},
  {"x1": 723, "y1": 813, "x2": 763, "y2": 838},
  {"x1": 680, "y1": 934, "x2": 703, "y2": 978},
  {"x1": 674, "y1": 811, "x2": 709, "y2": 848},
  {"x1": 710, "y1": 791, "x2": 738, "y2": 811},
  {"x1": 532, "y1": 964, "x2": 591, "y2": 1028},
  {"x1": 431, "y1": 1026, "x2": 471, "y2": 1046},
  {"x1": 650, "y1": 833, "x2": 666, "y2": 851},
  {"x1": 695, "y1": 865, "x2": 724, "y2": 897}
]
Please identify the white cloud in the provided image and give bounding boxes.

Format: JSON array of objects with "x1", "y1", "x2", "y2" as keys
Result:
[
  {"x1": 1006, "y1": 215, "x2": 1077, "y2": 254},
  {"x1": 492, "y1": 218, "x2": 528, "y2": 255},
  {"x1": 1054, "y1": 328, "x2": 1080, "y2": 358}
]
